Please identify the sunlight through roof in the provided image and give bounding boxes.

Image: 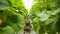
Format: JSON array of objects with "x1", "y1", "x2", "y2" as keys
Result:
[{"x1": 23, "y1": 0, "x2": 34, "y2": 12}]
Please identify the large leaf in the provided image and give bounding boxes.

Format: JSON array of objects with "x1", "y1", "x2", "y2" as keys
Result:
[
  {"x1": 0, "y1": 26, "x2": 15, "y2": 34},
  {"x1": 7, "y1": 14, "x2": 25, "y2": 32},
  {"x1": 9, "y1": 0, "x2": 24, "y2": 7},
  {"x1": 0, "y1": 0, "x2": 11, "y2": 10}
]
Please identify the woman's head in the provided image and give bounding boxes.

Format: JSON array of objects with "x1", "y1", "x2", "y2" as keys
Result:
[{"x1": 25, "y1": 17, "x2": 30, "y2": 23}]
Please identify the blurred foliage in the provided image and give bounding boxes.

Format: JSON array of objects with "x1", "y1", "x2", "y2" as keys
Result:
[
  {"x1": 0, "y1": 0, "x2": 60, "y2": 34},
  {"x1": 0, "y1": 26, "x2": 15, "y2": 34},
  {"x1": 0, "y1": 0, "x2": 28, "y2": 34},
  {"x1": 30, "y1": 0, "x2": 60, "y2": 34}
]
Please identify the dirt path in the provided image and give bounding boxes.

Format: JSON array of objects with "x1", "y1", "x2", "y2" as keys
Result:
[{"x1": 15, "y1": 29, "x2": 36, "y2": 34}]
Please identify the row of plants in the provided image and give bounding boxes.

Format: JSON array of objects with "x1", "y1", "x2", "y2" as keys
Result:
[
  {"x1": 30, "y1": 0, "x2": 60, "y2": 34},
  {"x1": 0, "y1": 0, "x2": 28, "y2": 34}
]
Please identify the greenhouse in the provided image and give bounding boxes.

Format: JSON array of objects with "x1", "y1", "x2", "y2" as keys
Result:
[{"x1": 0, "y1": 0, "x2": 60, "y2": 34}]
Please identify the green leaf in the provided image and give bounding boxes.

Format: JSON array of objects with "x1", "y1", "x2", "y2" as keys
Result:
[
  {"x1": 9, "y1": 0, "x2": 23, "y2": 7},
  {"x1": 8, "y1": 23, "x2": 21, "y2": 32},
  {"x1": 0, "y1": 0, "x2": 11, "y2": 10},
  {"x1": 7, "y1": 14, "x2": 25, "y2": 32},
  {"x1": 0, "y1": 26, "x2": 15, "y2": 34}
]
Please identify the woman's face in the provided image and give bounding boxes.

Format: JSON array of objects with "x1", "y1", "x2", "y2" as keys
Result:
[{"x1": 25, "y1": 18, "x2": 30, "y2": 23}]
